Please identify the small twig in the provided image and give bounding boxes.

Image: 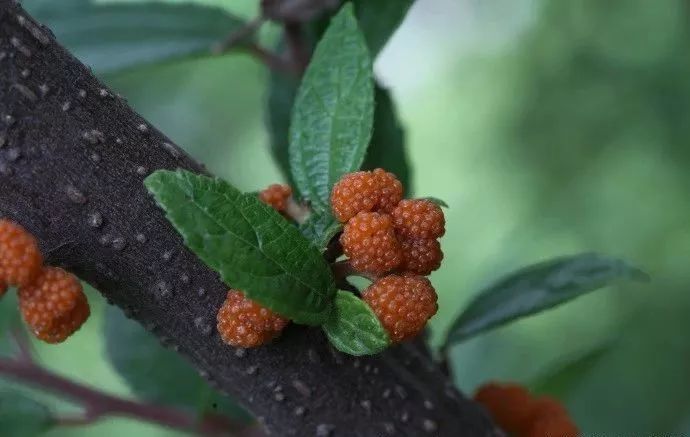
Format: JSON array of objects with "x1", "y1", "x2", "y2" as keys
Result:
[
  {"x1": 239, "y1": 43, "x2": 295, "y2": 74},
  {"x1": 212, "y1": 16, "x2": 265, "y2": 54},
  {"x1": 0, "y1": 357, "x2": 264, "y2": 437}
]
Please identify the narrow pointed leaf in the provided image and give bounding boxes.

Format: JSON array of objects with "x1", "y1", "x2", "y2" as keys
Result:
[
  {"x1": 446, "y1": 253, "x2": 648, "y2": 346},
  {"x1": 323, "y1": 290, "x2": 390, "y2": 356},
  {"x1": 288, "y1": 3, "x2": 374, "y2": 211},
  {"x1": 145, "y1": 170, "x2": 336, "y2": 325},
  {"x1": 24, "y1": 0, "x2": 246, "y2": 73}
]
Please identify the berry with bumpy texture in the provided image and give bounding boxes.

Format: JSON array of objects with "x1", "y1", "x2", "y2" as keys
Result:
[
  {"x1": 259, "y1": 184, "x2": 292, "y2": 212},
  {"x1": 362, "y1": 275, "x2": 438, "y2": 343},
  {"x1": 18, "y1": 267, "x2": 90, "y2": 344},
  {"x1": 372, "y1": 168, "x2": 403, "y2": 214},
  {"x1": 392, "y1": 199, "x2": 445, "y2": 239},
  {"x1": 217, "y1": 290, "x2": 288, "y2": 348},
  {"x1": 330, "y1": 171, "x2": 380, "y2": 223},
  {"x1": 340, "y1": 212, "x2": 402, "y2": 275},
  {"x1": 474, "y1": 382, "x2": 535, "y2": 434},
  {"x1": 0, "y1": 219, "x2": 43, "y2": 287},
  {"x1": 400, "y1": 238, "x2": 443, "y2": 275},
  {"x1": 0, "y1": 280, "x2": 6, "y2": 299},
  {"x1": 526, "y1": 415, "x2": 579, "y2": 437}
]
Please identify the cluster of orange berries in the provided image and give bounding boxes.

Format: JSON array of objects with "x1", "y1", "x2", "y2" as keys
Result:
[
  {"x1": 0, "y1": 219, "x2": 90, "y2": 343},
  {"x1": 333, "y1": 169, "x2": 443, "y2": 343},
  {"x1": 216, "y1": 170, "x2": 445, "y2": 348},
  {"x1": 474, "y1": 382, "x2": 579, "y2": 437}
]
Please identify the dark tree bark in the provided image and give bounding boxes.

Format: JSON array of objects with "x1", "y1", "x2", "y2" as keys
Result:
[{"x1": 0, "y1": 1, "x2": 499, "y2": 435}]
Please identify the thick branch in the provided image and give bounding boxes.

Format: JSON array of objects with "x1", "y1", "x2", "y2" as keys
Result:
[{"x1": 0, "y1": 1, "x2": 497, "y2": 436}]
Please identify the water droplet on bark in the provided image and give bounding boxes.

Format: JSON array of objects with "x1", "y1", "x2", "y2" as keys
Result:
[
  {"x1": 66, "y1": 185, "x2": 87, "y2": 204},
  {"x1": 87, "y1": 212, "x2": 103, "y2": 228}
]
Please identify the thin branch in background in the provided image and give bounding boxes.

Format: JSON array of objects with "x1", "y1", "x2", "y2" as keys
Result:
[
  {"x1": 0, "y1": 356, "x2": 265, "y2": 437},
  {"x1": 239, "y1": 44, "x2": 295, "y2": 74},
  {"x1": 212, "y1": 16, "x2": 265, "y2": 55},
  {"x1": 283, "y1": 22, "x2": 310, "y2": 74}
]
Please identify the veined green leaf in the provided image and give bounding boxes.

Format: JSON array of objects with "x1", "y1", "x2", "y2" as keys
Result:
[
  {"x1": 323, "y1": 290, "x2": 390, "y2": 356},
  {"x1": 288, "y1": 3, "x2": 374, "y2": 212},
  {"x1": 145, "y1": 170, "x2": 336, "y2": 325}
]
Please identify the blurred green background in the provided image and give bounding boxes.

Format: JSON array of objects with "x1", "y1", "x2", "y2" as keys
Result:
[{"x1": 4, "y1": 0, "x2": 690, "y2": 435}]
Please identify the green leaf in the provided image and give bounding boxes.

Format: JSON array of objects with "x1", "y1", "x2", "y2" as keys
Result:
[
  {"x1": 353, "y1": 0, "x2": 415, "y2": 56},
  {"x1": 323, "y1": 290, "x2": 390, "y2": 356},
  {"x1": 145, "y1": 170, "x2": 336, "y2": 325},
  {"x1": 445, "y1": 253, "x2": 648, "y2": 346},
  {"x1": 420, "y1": 197, "x2": 449, "y2": 208},
  {"x1": 362, "y1": 86, "x2": 411, "y2": 193},
  {"x1": 531, "y1": 340, "x2": 615, "y2": 398},
  {"x1": 288, "y1": 3, "x2": 375, "y2": 211},
  {"x1": 24, "y1": 0, "x2": 246, "y2": 73},
  {"x1": 0, "y1": 391, "x2": 54, "y2": 436},
  {"x1": 104, "y1": 306, "x2": 252, "y2": 422},
  {"x1": 299, "y1": 212, "x2": 342, "y2": 250}
]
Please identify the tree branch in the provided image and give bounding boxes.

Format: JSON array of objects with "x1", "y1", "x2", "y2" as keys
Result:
[
  {"x1": 0, "y1": 1, "x2": 498, "y2": 435},
  {"x1": 0, "y1": 356, "x2": 261, "y2": 436}
]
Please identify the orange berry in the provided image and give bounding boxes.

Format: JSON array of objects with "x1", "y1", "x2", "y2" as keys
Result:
[
  {"x1": 330, "y1": 169, "x2": 403, "y2": 223},
  {"x1": 216, "y1": 290, "x2": 288, "y2": 348},
  {"x1": 474, "y1": 382, "x2": 535, "y2": 434},
  {"x1": 526, "y1": 415, "x2": 579, "y2": 437},
  {"x1": 18, "y1": 267, "x2": 90, "y2": 344},
  {"x1": 340, "y1": 212, "x2": 402, "y2": 275},
  {"x1": 400, "y1": 238, "x2": 443, "y2": 275},
  {"x1": 259, "y1": 184, "x2": 292, "y2": 212},
  {"x1": 372, "y1": 168, "x2": 403, "y2": 214},
  {"x1": 392, "y1": 199, "x2": 445, "y2": 239},
  {"x1": 362, "y1": 275, "x2": 437, "y2": 343},
  {"x1": 0, "y1": 219, "x2": 43, "y2": 287}
]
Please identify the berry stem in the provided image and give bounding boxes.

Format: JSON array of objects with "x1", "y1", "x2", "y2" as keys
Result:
[
  {"x1": 331, "y1": 260, "x2": 377, "y2": 282},
  {"x1": 0, "y1": 356, "x2": 264, "y2": 437},
  {"x1": 284, "y1": 198, "x2": 311, "y2": 224},
  {"x1": 212, "y1": 16, "x2": 265, "y2": 54}
]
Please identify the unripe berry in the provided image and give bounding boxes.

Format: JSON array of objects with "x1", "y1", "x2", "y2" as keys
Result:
[
  {"x1": 259, "y1": 184, "x2": 292, "y2": 212},
  {"x1": 330, "y1": 169, "x2": 403, "y2": 223},
  {"x1": 18, "y1": 267, "x2": 90, "y2": 344},
  {"x1": 526, "y1": 415, "x2": 579, "y2": 437},
  {"x1": 0, "y1": 219, "x2": 43, "y2": 287},
  {"x1": 474, "y1": 382, "x2": 536, "y2": 435},
  {"x1": 392, "y1": 199, "x2": 445, "y2": 239},
  {"x1": 340, "y1": 212, "x2": 402, "y2": 275},
  {"x1": 362, "y1": 275, "x2": 437, "y2": 343},
  {"x1": 217, "y1": 290, "x2": 288, "y2": 348},
  {"x1": 400, "y1": 238, "x2": 443, "y2": 275}
]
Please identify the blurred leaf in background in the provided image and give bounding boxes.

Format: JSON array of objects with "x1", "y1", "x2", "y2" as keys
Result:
[{"x1": 104, "y1": 306, "x2": 252, "y2": 423}]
